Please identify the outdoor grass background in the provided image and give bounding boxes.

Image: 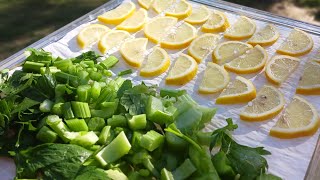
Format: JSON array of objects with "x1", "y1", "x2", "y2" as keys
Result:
[{"x1": 0, "y1": 0, "x2": 319, "y2": 60}]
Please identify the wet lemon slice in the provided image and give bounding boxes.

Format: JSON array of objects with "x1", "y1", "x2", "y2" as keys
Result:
[
  {"x1": 224, "y1": 16, "x2": 256, "y2": 40},
  {"x1": 117, "y1": 8, "x2": 148, "y2": 32},
  {"x1": 202, "y1": 10, "x2": 229, "y2": 33},
  {"x1": 165, "y1": 0, "x2": 192, "y2": 19},
  {"x1": 311, "y1": 51, "x2": 320, "y2": 63},
  {"x1": 98, "y1": 2, "x2": 136, "y2": 24},
  {"x1": 216, "y1": 76, "x2": 256, "y2": 104},
  {"x1": 265, "y1": 55, "x2": 300, "y2": 85},
  {"x1": 240, "y1": 85, "x2": 285, "y2": 121},
  {"x1": 77, "y1": 24, "x2": 110, "y2": 49},
  {"x1": 224, "y1": 45, "x2": 268, "y2": 74},
  {"x1": 296, "y1": 61, "x2": 320, "y2": 95},
  {"x1": 188, "y1": 33, "x2": 219, "y2": 63},
  {"x1": 161, "y1": 22, "x2": 197, "y2": 49},
  {"x1": 166, "y1": 54, "x2": 198, "y2": 85},
  {"x1": 184, "y1": 5, "x2": 210, "y2": 25},
  {"x1": 98, "y1": 30, "x2": 131, "y2": 54},
  {"x1": 144, "y1": 16, "x2": 178, "y2": 44},
  {"x1": 270, "y1": 96, "x2": 320, "y2": 139},
  {"x1": 140, "y1": 47, "x2": 170, "y2": 77},
  {"x1": 213, "y1": 41, "x2": 253, "y2": 64},
  {"x1": 120, "y1": 38, "x2": 148, "y2": 67},
  {"x1": 277, "y1": 28, "x2": 313, "y2": 56},
  {"x1": 248, "y1": 24, "x2": 280, "y2": 46},
  {"x1": 138, "y1": 0, "x2": 154, "y2": 9},
  {"x1": 199, "y1": 62, "x2": 230, "y2": 94},
  {"x1": 152, "y1": 0, "x2": 175, "y2": 13}
]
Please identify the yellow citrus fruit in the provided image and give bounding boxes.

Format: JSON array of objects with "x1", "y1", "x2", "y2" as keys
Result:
[
  {"x1": 188, "y1": 33, "x2": 220, "y2": 63},
  {"x1": 152, "y1": 0, "x2": 175, "y2": 14},
  {"x1": 224, "y1": 45, "x2": 268, "y2": 74},
  {"x1": 270, "y1": 96, "x2": 320, "y2": 139},
  {"x1": 77, "y1": 24, "x2": 110, "y2": 49},
  {"x1": 311, "y1": 51, "x2": 320, "y2": 63},
  {"x1": 240, "y1": 85, "x2": 285, "y2": 121},
  {"x1": 248, "y1": 24, "x2": 280, "y2": 46},
  {"x1": 98, "y1": 30, "x2": 131, "y2": 54},
  {"x1": 224, "y1": 16, "x2": 256, "y2": 40},
  {"x1": 144, "y1": 16, "x2": 178, "y2": 44},
  {"x1": 202, "y1": 10, "x2": 229, "y2": 33},
  {"x1": 166, "y1": 54, "x2": 198, "y2": 85},
  {"x1": 98, "y1": 2, "x2": 136, "y2": 25},
  {"x1": 160, "y1": 22, "x2": 197, "y2": 49},
  {"x1": 199, "y1": 62, "x2": 230, "y2": 94},
  {"x1": 212, "y1": 41, "x2": 253, "y2": 64},
  {"x1": 216, "y1": 76, "x2": 256, "y2": 104},
  {"x1": 117, "y1": 8, "x2": 148, "y2": 32},
  {"x1": 265, "y1": 55, "x2": 300, "y2": 85},
  {"x1": 277, "y1": 28, "x2": 313, "y2": 56},
  {"x1": 120, "y1": 38, "x2": 148, "y2": 68},
  {"x1": 184, "y1": 5, "x2": 210, "y2": 25},
  {"x1": 140, "y1": 47, "x2": 170, "y2": 77},
  {"x1": 165, "y1": 0, "x2": 192, "y2": 19},
  {"x1": 296, "y1": 61, "x2": 320, "y2": 95},
  {"x1": 138, "y1": 0, "x2": 154, "y2": 9}
]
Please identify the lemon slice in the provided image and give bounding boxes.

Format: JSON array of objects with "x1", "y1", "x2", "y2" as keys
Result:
[
  {"x1": 240, "y1": 85, "x2": 285, "y2": 121},
  {"x1": 98, "y1": 30, "x2": 131, "y2": 54},
  {"x1": 138, "y1": 0, "x2": 154, "y2": 9},
  {"x1": 77, "y1": 24, "x2": 110, "y2": 49},
  {"x1": 296, "y1": 61, "x2": 320, "y2": 95},
  {"x1": 188, "y1": 33, "x2": 220, "y2": 63},
  {"x1": 152, "y1": 0, "x2": 175, "y2": 13},
  {"x1": 224, "y1": 45, "x2": 268, "y2": 74},
  {"x1": 165, "y1": 0, "x2": 192, "y2": 19},
  {"x1": 161, "y1": 22, "x2": 197, "y2": 49},
  {"x1": 120, "y1": 38, "x2": 148, "y2": 67},
  {"x1": 212, "y1": 41, "x2": 253, "y2": 64},
  {"x1": 265, "y1": 55, "x2": 300, "y2": 85},
  {"x1": 184, "y1": 5, "x2": 210, "y2": 24},
  {"x1": 98, "y1": 2, "x2": 136, "y2": 24},
  {"x1": 270, "y1": 96, "x2": 320, "y2": 139},
  {"x1": 248, "y1": 24, "x2": 280, "y2": 46},
  {"x1": 140, "y1": 47, "x2": 170, "y2": 77},
  {"x1": 166, "y1": 54, "x2": 198, "y2": 85},
  {"x1": 277, "y1": 28, "x2": 313, "y2": 56},
  {"x1": 199, "y1": 62, "x2": 230, "y2": 94},
  {"x1": 117, "y1": 8, "x2": 148, "y2": 32},
  {"x1": 224, "y1": 16, "x2": 256, "y2": 40},
  {"x1": 144, "y1": 16, "x2": 178, "y2": 44},
  {"x1": 311, "y1": 51, "x2": 320, "y2": 63},
  {"x1": 216, "y1": 76, "x2": 256, "y2": 104},
  {"x1": 202, "y1": 10, "x2": 229, "y2": 33}
]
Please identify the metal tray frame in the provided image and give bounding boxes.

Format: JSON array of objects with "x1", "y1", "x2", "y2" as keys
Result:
[{"x1": 1, "y1": 0, "x2": 319, "y2": 179}]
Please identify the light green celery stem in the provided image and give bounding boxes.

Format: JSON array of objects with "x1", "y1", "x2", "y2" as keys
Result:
[
  {"x1": 52, "y1": 103, "x2": 63, "y2": 116},
  {"x1": 40, "y1": 66, "x2": 60, "y2": 75},
  {"x1": 95, "y1": 87, "x2": 117, "y2": 107},
  {"x1": 131, "y1": 131, "x2": 143, "y2": 150},
  {"x1": 88, "y1": 117, "x2": 106, "y2": 131},
  {"x1": 100, "y1": 56, "x2": 119, "y2": 70},
  {"x1": 39, "y1": 99, "x2": 54, "y2": 113},
  {"x1": 55, "y1": 84, "x2": 66, "y2": 103},
  {"x1": 108, "y1": 115, "x2": 127, "y2": 127},
  {"x1": 105, "y1": 169, "x2": 128, "y2": 180},
  {"x1": 140, "y1": 130, "x2": 165, "y2": 151},
  {"x1": 90, "y1": 71, "x2": 102, "y2": 81},
  {"x1": 172, "y1": 159, "x2": 196, "y2": 180},
  {"x1": 95, "y1": 131, "x2": 131, "y2": 166},
  {"x1": 161, "y1": 168, "x2": 174, "y2": 180},
  {"x1": 82, "y1": 60, "x2": 95, "y2": 68},
  {"x1": 23, "y1": 61, "x2": 45, "y2": 73},
  {"x1": 36, "y1": 126, "x2": 58, "y2": 143},
  {"x1": 65, "y1": 119, "x2": 88, "y2": 132},
  {"x1": 70, "y1": 131, "x2": 99, "y2": 147},
  {"x1": 118, "y1": 69, "x2": 132, "y2": 76},
  {"x1": 128, "y1": 114, "x2": 147, "y2": 130},
  {"x1": 71, "y1": 101, "x2": 91, "y2": 118},
  {"x1": 160, "y1": 89, "x2": 187, "y2": 98},
  {"x1": 165, "y1": 131, "x2": 188, "y2": 150},
  {"x1": 91, "y1": 81, "x2": 101, "y2": 100},
  {"x1": 53, "y1": 59, "x2": 73, "y2": 72},
  {"x1": 63, "y1": 102, "x2": 75, "y2": 119},
  {"x1": 77, "y1": 70, "x2": 90, "y2": 85},
  {"x1": 139, "y1": 169, "x2": 150, "y2": 177},
  {"x1": 98, "y1": 126, "x2": 112, "y2": 145},
  {"x1": 77, "y1": 85, "x2": 91, "y2": 102},
  {"x1": 55, "y1": 71, "x2": 78, "y2": 85},
  {"x1": 46, "y1": 115, "x2": 71, "y2": 142},
  {"x1": 143, "y1": 158, "x2": 160, "y2": 178}
]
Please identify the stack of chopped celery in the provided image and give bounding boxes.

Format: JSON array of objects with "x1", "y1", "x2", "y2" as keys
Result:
[{"x1": 0, "y1": 49, "x2": 280, "y2": 180}]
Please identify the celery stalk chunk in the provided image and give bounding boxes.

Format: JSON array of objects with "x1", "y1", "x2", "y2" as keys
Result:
[
  {"x1": 71, "y1": 101, "x2": 91, "y2": 118},
  {"x1": 128, "y1": 114, "x2": 147, "y2": 130},
  {"x1": 161, "y1": 168, "x2": 174, "y2": 180},
  {"x1": 70, "y1": 131, "x2": 99, "y2": 147},
  {"x1": 146, "y1": 96, "x2": 176, "y2": 125},
  {"x1": 140, "y1": 130, "x2": 164, "y2": 151},
  {"x1": 36, "y1": 126, "x2": 58, "y2": 143},
  {"x1": 172, "y1": 159, "x2": 196, "y2": 180},
  {"x1": 95, "y1": 131, "x2": 131, "y2": 166},
  {"x1": 105, "y1": 169, "x2": 128, "y2": 180},
  {"x1": 98, "y1": 126, "x2": 112, "y2": 145},
  {"x1": 65, "y1": 119, "x2": 89, "y2": 132},
  {"x1": 46, "y1": 115, "x2": 71, "y2": 142}
]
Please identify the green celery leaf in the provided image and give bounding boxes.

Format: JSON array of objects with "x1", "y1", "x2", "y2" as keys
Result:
[
  {"x1": 74, "y1": 51, "x2": 101, "y2": 63},
  {"x1": 26, "y1": 48, "x2": 53, "y2": 63},
  {"x1": 75, "y1": 166, "x2": 111, "y2": 180},
  {"x1": 117, "y1": 80, "x2": 132, "y2": 98}
]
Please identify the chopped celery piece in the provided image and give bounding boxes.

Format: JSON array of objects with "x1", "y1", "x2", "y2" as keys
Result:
[
  {"x1": 172, "y1": 159, "x2": 196, "y2": 180},
  {"x1": 146, "y1": 96, "x2": 176, "y2": 125},
  {"x1": 128, "y1": 114, "x2": 147, "y2": 130},
  {"x1": 77, "y1": 85, "x2": 91, "y2": 102},
  {"x1": 98, "y1": 126, "x2": 113, "y2": 145},
  {"x1": 65, "y1": 119, "x2": 88, "y2": 132},
  {"x1": 197, "y1": 106, "x2": 217, "y2": 129},
  {"x1": 105, "y1": 169, "x2": 128, "y2": 180},
  {"x1": 95, "y1": 87, "x2": 117, "y2": 106},
  {"x1": 91, "y1": 108, "x2": 115, "y2": 119},
  {"x1": 40, "y1": 66, "x2": 60, "y2": 74},
  {"x1": 95, "y1": 131, "x2": 131, "y2": 166},
  {"x1": 89, "y1": 145, "x2": 101, "y2": 151},
  {"x1": 54, "y1": 59, "x2": 73, "y2": 72},
  {"x1": 88, "y1": 117, "x2": 105, "y2": 131},
  {"x1": 90, "y1": 71, "x2": 102, "y2": 81},
  {"x1": 70, "y1": 131, "x2": 99, "y2": 147},
  {"x1": 52, "y1": 103, "x2": 63, "y2": 116},
  {"x1": 23, "y1": 61, "x2": 45, "y2": 72},
  {"x1": 62, "y1": 102, "x2": 75, "y2": 120},
  {"x1": 160, "y1": 89, "x2": 186, "y2": 98},
  {"x1": 71, "y1": 101, "x2": 91, "y2": 118},
  {"x1": 139, "y1": 169, "x2": 150, "y2": 177},
  {"x1": 100, "y1": 56, "x2": 119, "y2": 70},
  {"x1": 131, "y1": 131, "x2": 143, "y2": 150},
  {"x1": 55, "y1": 84, "x2": 66, "y2": 102},
  {"x1": 108, "y1": 115, "x2": 127, "y2": 127},
  {"x1": 91, "y1": 81, "x2": 101, "y2": 100},
  {"x1": 161, "y1": 168, "x2": 174, "y2": 180},
  {"x1": 39, "y1": 99, "x2": 54, "y2": 113},
  {"x1": 36, "y1": 126, "x2": 58, "y2": 143},
  {"x1": 55, "y1": 71, "x2": 78, "y2": 84},
  {"x1": 46, "y1": 115, "x2": 71, "y2": 142},
  {"x1": 118, "y1": 69, "x2": 132, "y2": 76},
  {"x1": 140, "y1": 130, "x2": 164, "y2": 151},
  {"x1": 82, "y1": 60, "x2": 95, "y2": 68},
  {"x1": 77, "y1": 71, "x2": 90, "y2": 85},
  {"x1": 175, "y1": 107, "x2": 203, "y2": 134},
  {"x1": 165, "y1": 131, "x2": 188, "y2": 150}
]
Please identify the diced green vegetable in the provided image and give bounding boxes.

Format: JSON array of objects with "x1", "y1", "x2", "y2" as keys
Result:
[
  {"x1": 63, "y1": 102, "x2": 75, "y2": 120},
  {"x1": 71, "y1": 101, "x2": 91, "y2": 118},
  {"x1": 98, "y1": 126, "x2": 113, "y2": 145},
  {"x1": 105, "y1": 169, "x2": 128, "y2": 180},
  {"x1": 54, "y1": 59, "x2": 73, "y2": 72},
  {"x1": 77, "y1": 71, "x2": 90, "y2": 85},
  {"x1": 146, "y1": 96, "x2": 176, "y2": 125},
  {"x1": 160, "y1": 89, "x2": 186, "y2": 98},
  {"x1": 108, "y1": 115, "x2": 127, "y2": 127},
  {"x1": 70, "y1": 131, "x2": 99, "y2": 147},
  {"x1": 46, "y1": 115, "x2": 71, "y2": 142},
  {"x1": 65, "y1": 119, "x2": 88, "y2": 132},
  {"x1": 128, "y1": 114, "x2": 147, "y2": 130},
  {"x1": 87, "y1": 117, "x2": 105, "y2": 131},
  {"x1": 100, "y1": 56, "x2": 119, "y2": 70},
  {"x1": 52, "y1": 103, "x2": 63, "y2": 116},
  {"x1": 77, "y1": 85, "x2": 91, "y2": 102},
  {"x1": 140, "y1": 130, "x2": 164, "y2": 151},
  {"x1": 91, "y1": 81, "x2": 101, "y2": 100},
  {"x1": 172, "y1": 159, "x2": 196, "y2": 180},
  {"x1": 165, "y1": 131, "x2": 188, "y2": 150},
  {"x1": 39, "y1": 99, "x2": 54, "y2": 113},
  {"x1": 40, "y1": 66, "x2": 60, "y2": 75},
  {"x1": 23, "y1": 61, "x2": 45, "y2": 73},
  {"x1": 161, "y1": 168, "x2": 174, "y2": 180},
  {"x1": 36, "y1": 126, "x2": 58, "y2": 143},
  {"x1": 118, "y1": 69, "x2": 132, "y2": 76}
]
